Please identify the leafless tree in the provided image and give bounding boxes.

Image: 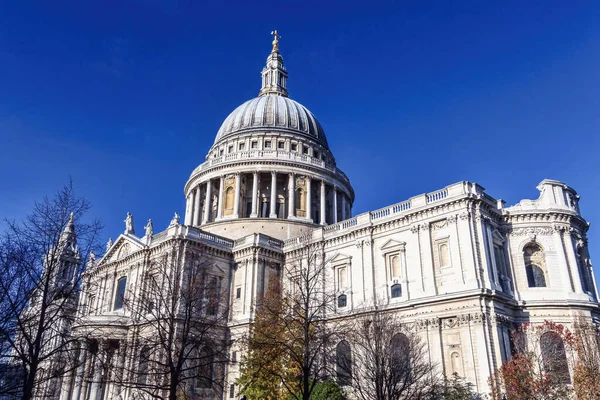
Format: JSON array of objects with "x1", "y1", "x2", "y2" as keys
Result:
[
  {"x1": 239, "y1": 243, "x2": 346, "y2": 400},
  {"x1": 348, "y1": 304, "x2": 440, "y2": 400},
  {"x1": 117, "y1": 243, "x2": 230, "y2": 400},
  {"x1": 0, "y1": 181, "x2": 102, "y2": 400}
]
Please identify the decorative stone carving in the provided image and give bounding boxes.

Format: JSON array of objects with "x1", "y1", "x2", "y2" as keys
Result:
[
  {"x1": 447, "y1": 214, "x2": 458, "y2": 224},
  {"x1": 295, "y1": 176, "x2": 306, "y2": 189},
  {"x1": 169, "y1": 212, "x2": 180, "y2": 226},
  {"x1": 144, "y1": 219, "x2": 153, "y2": 237},
  {"x1": 124, "y1": 212, "x2": 134, "y2": 235},
  {"x1": 506, "y1": 227, "x2": 554, "y2": 236},
  {"x1": 458, "y1": 211, "x2": 470, "y2": 221},
  {"x1": 431, "y1": 219, "x2": 448, "y2": 230},
  {"x1": 419, "y1": 223, "x2": 430, "y2": 231},
  {"x1": 106, "y1": 238, "x2": 113, "y2": 252},
  {"x1": 410, "y1": 225, "x2": 420, "y2": 234}
]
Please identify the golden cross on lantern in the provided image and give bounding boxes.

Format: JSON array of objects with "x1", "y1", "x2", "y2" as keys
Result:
[{"x1": 271, "y1": 30, "x2": 281, "y2": 51}]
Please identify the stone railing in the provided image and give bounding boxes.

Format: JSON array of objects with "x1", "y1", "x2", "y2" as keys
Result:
[
  {"x1": 284, "y1": 181, "x2": 482, "y2": 250},
  {"x1": 186, "y1": 227, "x2": 234, "y2": 248},
  {"x1": 189, "y1": 150, "x2": 351, "y2": 185},
  {"x1": 427, "y1": 189, "x2": 448, "y2": 203}
]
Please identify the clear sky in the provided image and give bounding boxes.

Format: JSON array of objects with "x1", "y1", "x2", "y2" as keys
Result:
[{"x1": 1, "y1": 1, "x2": 599, "y2": 270}]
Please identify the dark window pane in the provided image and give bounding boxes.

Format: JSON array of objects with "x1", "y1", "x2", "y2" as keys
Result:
[
  {"x1": 336, "y1": 340, "x2": 352, "y2": 386},
  {"x1": 114, "y1": 277, "x2": 127, "y2": 310}
]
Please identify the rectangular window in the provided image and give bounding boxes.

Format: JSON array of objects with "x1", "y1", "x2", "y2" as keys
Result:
[
  {"x1": 114, "y1": 277, "x2": 127, "y2": 310},
  {"x1": 314, "y1": 151, "x2": 320, "y2": 159},
  {"x1": 219, "y1": 149, "x2": 224, "y2": 156},
  {"x1": 291, "y1": 143, "x2": 297, "y2": 151},
  {"x1": 303, "y1": 145, "x2": 309, "y2": 154},
  {"x1": 232, "y1": 351, "x2": 237, "y2": 363},
  {"x1": 278, "y1": 141, "x2": 285, "y2": 149},
  {"x1": 251, "y1": 141, "x2": 258, "y2": 149},
  {"x1": 228, "y1": 145, "x2": 233, "y2": 153},
  {"x1": 264, "y1": 140, "x2": 272, "y2": 148},
  {"x1": 236, "y1": 287, "x2": 241, "y2": 299},
  {"x1": 238, "y1": 142, "x2": 245, "y2": 151},
  {"x1": 229, "y1": 384, "x2": 235, "y2": 398}
]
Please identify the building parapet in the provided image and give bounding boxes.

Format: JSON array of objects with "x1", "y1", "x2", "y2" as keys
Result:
[{"x1": 189, "y1": 149, "x2": 350, "y2": 185}]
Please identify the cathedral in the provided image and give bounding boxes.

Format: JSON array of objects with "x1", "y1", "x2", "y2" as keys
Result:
[{"x1": 51, "y1": 32, "x2": 599, "y2": 399}]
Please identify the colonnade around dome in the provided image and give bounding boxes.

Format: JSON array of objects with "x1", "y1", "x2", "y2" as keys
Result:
[{"x1": 184, "y1": 170, "x2": 352, "y2": 227}]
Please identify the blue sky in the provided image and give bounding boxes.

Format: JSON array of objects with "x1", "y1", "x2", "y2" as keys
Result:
[{"x1": 1, "y1": 1, "x2": 599, "y2": 270}]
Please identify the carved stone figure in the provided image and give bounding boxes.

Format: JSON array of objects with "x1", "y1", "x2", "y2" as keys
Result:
[
  {"x1": 106, "y1": 238, "x2": 113, "y2": 251},
  {"x1": 144, "y1": 219, "x2": 153, "y2": 237},
  {"x1": 170, "y1": 212, "x2": 180, "y2": 226},
  {"x1": 124, "y1": 212, "x2": 135, "y2": 235}
]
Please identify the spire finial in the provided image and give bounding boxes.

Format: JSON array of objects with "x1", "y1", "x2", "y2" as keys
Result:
[
  {"x1": 271, "y1": 30, "x2": 281, "y2": 52},
  {"x1": 259, "y1": 30, "x2": 289, "y2": 97}
]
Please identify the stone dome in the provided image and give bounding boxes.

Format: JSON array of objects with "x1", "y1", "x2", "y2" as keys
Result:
[{"x1": 214, "y1": 95, "x2": 329, "y2": 148}]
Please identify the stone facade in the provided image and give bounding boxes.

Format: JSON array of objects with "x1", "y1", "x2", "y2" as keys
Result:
[{"x1": 49, "y1": 34, "x2": 599, "y2": 399}]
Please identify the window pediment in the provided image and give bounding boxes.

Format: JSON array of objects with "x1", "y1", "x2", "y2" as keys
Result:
[
  {"x1": 380, "y1": 239, "x2": 406, "y2": 254},
  {"x1": 330, "y1": 252, "x2": 352, "y2": 267}
]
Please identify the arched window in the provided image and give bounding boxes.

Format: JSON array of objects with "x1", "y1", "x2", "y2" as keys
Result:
[
  {"x1": 390, "y1": 333, "x2": 411, "y2": 381},
  {"x1": 336, "y1": 340, "x2": 352, "y2": 386},
  {"x1": 337, "y1": 294, "x2": 347, "y2": 308},
  {"x1": 524, "y1": 244, "x2": 548, "y2": 288},
  {"x1": 114, "y1": 277, "x2": 127, "y2": 310},
  {"x1": 450, "y1": 352, "x2": 463, "y2": 376},
  {"x1": 138, "y1": 345, "x2": 151, "y2": 385},
  {"x1": 526, "y1": 265, "x2": 547, "y2": 287},
  {"x1": 390, "y1": 255, "x2": 401, "y2": 278},
  {"x1": 391, "y1": 284, "x2": 402, "y2": 298},
  {"x1": 338, "y1": 267, "x2": 347, "y2": 290},
  {"x1": 540, "y1": 332, "x2": 571, "y2": 384},
  {"x1": 223, "y1": 187, "x2": 234, "y2": 215},
  {"x1": 197, "y1": 346, "x2": 215, "y2": 389},
  {"x1": 439, "y1": 243, "x2": 450, "y2": 267}
]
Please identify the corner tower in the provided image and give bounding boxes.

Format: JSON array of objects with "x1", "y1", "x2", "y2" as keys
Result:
[{"x1": 183, "y1": 32, "x2": 354, "y2": 240}]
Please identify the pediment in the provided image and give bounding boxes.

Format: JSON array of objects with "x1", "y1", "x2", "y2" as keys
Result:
[
  {"x1": 380, "y1": 239, "x2": 406, "y2": 253},
  {"x1": 329, "y1": 252, "x2": 352, "y2": 266},
  {"x1": 100, "y1": 234, "x2": 145, "y2": 265}
]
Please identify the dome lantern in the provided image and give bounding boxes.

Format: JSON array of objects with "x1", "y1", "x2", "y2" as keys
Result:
[{"x1": 258, "y1": 30, "x2": 289, "y2": 98}]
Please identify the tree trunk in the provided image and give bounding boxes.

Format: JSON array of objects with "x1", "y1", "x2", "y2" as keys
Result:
[{"x1": 22, "y1": 363, "x2": 37, "y2": 400}]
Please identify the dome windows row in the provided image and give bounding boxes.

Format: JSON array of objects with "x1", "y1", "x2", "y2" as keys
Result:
[{"x1": 209, "y1": 134, "x2": 333, "y2": 165}]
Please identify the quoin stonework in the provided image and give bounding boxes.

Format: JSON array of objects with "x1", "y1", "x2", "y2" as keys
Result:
[{"x1": 44, "y1": 32, "x2": 599, "y2": 399}]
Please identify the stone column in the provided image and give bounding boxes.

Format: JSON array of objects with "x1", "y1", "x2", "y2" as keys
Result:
[
  {"x1": 88, "y1": 344, "x2": 104, "y2": 400},
  {"x1": 341, "y1": 192, "x2": 346, "y2": 220},
  {"x1": 288, "y1": 173, "x2": 295, "y2": 218},
  {"x1": 65, "y1": 346, "x2": 87, "y2": 400},
  {"x1": 333, "y1": 186, "x2": 338, "y2": 224},
  {"x1": 306, "y1": 177, "x2": 312, "y2": 221},
  {"x1": 184, "y1": 193, "x2": 192, "y2": 225},
  {"x1": 269, "y1": 171, "x2": 277, "y2": 218},
  {"x1": 203, "y1": 180, "x2": 212, "y2": 224},
  {"x1": 193, "y1": 185, "x2": 202, "y2": 226},
  {"x1": 320, "y1": 180, "x2": 326, "y2": 225},
  {"x1": 561, "y1": 229, "x2": 583, "y2": 293},
  {"x1": 217, "y1": 175, "x2": 225, "y2": 219},
  {"x1": 233, "y1": 173, "x2": 241, "y2": 218},
  {"x1": 109, "y1": 341, "x2": 127, "y2": 399},
  {"x1": 250, "y1": 171, "x2": 258, "y2": 218}
]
